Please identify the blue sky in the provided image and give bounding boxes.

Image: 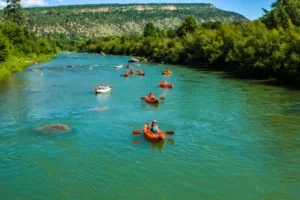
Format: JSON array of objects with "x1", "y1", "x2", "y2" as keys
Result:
[{"x1": 0, "y1": 0, "x2": 274, "y2": 20}]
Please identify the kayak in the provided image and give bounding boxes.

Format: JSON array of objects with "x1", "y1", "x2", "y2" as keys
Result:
[
  {"x1": 121, "y1": 73, "x2": 130, "y2": 77},
  {"x1": 115, "y1": 64, "x2": 123, "y2": 68},
  {"x1": 94, "y1": 87, "x2": 111, "y2": 93},
  {"x1": 143, "y1": 124, "x2": 165, "y2": 141},
  {"x1": 137, "y1": 72, "x2": 145, "y2": 76},
  {"x1": 162, "y1": 71, "x2": 172, "y2": 75},
  {"x1": 159, "y1": 82, "x2": 173, "y2": 88},
  {"x1": 145, "y1": 96, "x2": 159, "y2": 104}
]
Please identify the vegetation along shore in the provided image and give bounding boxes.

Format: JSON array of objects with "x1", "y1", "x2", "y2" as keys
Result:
[{"x1": 0, "y1": 0, "x2": 299, "y2": 87}]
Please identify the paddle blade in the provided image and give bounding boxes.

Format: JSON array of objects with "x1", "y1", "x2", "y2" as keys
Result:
[
  {"x1": 109, "y1": 86, "x2": 114, "y2": 88},
  {"x1": 164, "y1": 131, "x2": 174, "y2": 135},
  {"x1": 141, "y1": 97, "x2": 146, "y2": 100},
  {"x1": 160, "y1": 97, "x2": 165, "y2": 100},
  {"x1": 132, "y1": 130, "x2": 142, "y2": 134}
]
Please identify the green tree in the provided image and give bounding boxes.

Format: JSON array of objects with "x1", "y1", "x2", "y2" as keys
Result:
[
  {"x1": 262, "y1": 0, "x2": 300, "y2": 29},
  {"x1": 176, "y1": 16, "x2": 199, "y2": 37},
  {"x1": 3, "y1": 0, "x2": 25, "y2": 26},
  {"x1": 143, "y1": 22, "x2": 157, "y2": 37},
  {"x1": 0, "y1": 32, "x2": 10, "y2": 62}
]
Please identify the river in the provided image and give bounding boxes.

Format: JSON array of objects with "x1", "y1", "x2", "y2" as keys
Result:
[{"x1": 0, "y1": 52, "x2": 299, "y2": 199}]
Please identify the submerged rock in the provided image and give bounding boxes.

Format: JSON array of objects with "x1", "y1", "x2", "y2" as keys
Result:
[
  {"x1": 35, "y1": 124, "x2": 71, "y2": 134},
  {"x1": 87, "y1": 106, "x2": 110, "y2": 112}
]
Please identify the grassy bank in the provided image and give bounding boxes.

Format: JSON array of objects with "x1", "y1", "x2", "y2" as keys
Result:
[{"x1": 0, "y1": 53, "x2": 55, "y2": 76}]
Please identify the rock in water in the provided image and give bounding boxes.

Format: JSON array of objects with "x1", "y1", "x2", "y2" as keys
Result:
[
  {"x1": 87, "y1": 106, "x2": 110, "y2": 112},
  {"x1": 35, "y1": 124, "x2": 71, "y2": 134},
  {"x1": 128, "y1": 57, "x2": 140, "y2": 62}
]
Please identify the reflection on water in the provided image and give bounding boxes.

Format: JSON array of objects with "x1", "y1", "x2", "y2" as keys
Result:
[
  {"x1": 132, "y1": 137, "x2": 175, "y2": 150},
  {"x1": 87, "y1": 106, "x2": 110, "y2": 112},
  {"x1": 96, "y1": 93, "x2": 113, "y2": 104}
]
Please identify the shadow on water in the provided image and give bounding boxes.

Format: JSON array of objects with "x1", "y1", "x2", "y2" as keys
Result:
[
  {"x1": 132, "y1": 138, "x2": 175, "y2": 150},
  {"x1": 288, "y1": 103, "x2": 300, "y2": 114},
  {"x1": 220, "y1": 72, "x2": 300, "y2": 91},
  {"x1": 140, "y1": 102, "x2": 160, "y2": 109}
]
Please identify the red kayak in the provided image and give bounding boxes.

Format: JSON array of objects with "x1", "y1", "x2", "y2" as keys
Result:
[
  {"x1": 143, "y1": 124, "x2": 165, "y2": 141},
  {"x1": 162, "y1": 71, "x2": 172, "y2": 75},
  {"x1": 145, "y1": 96, "x2": 159, "y2": 104},
  {"x1": 159, "y1": 82, "x2": 173, "y2": 88}
]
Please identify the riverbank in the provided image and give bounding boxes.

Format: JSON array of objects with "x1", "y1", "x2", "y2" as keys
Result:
[
  {"x1": 0, "y1": 54, "x2": 56, "y2": 76},
  {"x1": 108, "y1": 54, "x2": 300, "y2": 90}
]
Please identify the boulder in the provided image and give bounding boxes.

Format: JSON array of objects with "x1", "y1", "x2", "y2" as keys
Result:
[
  {"x1": 128, "y1": 57, "x2": 140, "y2": 62},
  {"x1": 35, "y1": 124, "x2": 71, "y2": 134}
]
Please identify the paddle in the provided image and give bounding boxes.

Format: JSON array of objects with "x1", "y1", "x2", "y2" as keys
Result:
[
  {"x1": 141, "y1": 97, "x2": 165, "y2": 100},
  {"x1": 108, "y1": 86, "x2": 114, "y2": 88},
  {"x1": 132, "y1": 130, "x2": 174, "y2": 135}
]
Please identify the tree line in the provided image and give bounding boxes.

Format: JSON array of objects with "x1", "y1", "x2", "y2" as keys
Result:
[
  {"x1": 0, "y1": 0, "x2": 56, "y2": 76},
  {"x1": 1, "y1": 0, "x2": 299, "y2": 87},
  {"x1": 73, "y1": 0, "x2": 300, "y2": 86}
]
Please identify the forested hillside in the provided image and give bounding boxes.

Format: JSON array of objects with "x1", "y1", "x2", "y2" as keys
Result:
[
  {"x1": 76, "y1": 0, "x2": 300, "y2": 87},
  {"x1": 0, "y1": 1, "x2": 56, "y2": 76},
  {"x1": 1, "y1": 4, "x2": 247, "y2": 38}
]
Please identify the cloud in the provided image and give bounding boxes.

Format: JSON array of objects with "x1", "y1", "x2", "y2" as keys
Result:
[
  {"x1": 21, "y1": 0, "x2": 48, "y2": 7},
  {"x1": 1, "y1": 0, "x2": 48, "y2": 10},
  {"x1": 0, "y1": 1, "x2": 7, "y2": 9},
  {"x1": 57, "y1": 0, "x2": 64, "y2": 2}
]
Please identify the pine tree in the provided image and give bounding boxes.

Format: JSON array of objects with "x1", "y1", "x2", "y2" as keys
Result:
[{"x1": 3, "y1": 0, "x2": 26, "y2": 26}]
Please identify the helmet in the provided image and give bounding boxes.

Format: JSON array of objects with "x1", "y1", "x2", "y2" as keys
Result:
[
  {"x1": 100, "y1": 84, "x2": 104, "y2": 86},
  {"x1": 152, "y1": 120, "x2": 157, "y2": 123}
]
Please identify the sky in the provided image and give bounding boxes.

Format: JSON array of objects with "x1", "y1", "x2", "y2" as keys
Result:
[{"x1": 0, "y1": 0, "x2": 274, "y2": 20}]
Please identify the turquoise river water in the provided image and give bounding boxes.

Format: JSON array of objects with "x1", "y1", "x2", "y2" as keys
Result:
[{"x1": 0, "y1": 52, "x2": 299, "y2": 199}]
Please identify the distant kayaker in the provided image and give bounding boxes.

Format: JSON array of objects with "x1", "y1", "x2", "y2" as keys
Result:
[
  {"x1": 148, "y1": 120, "x2": 159, "y2": 135},
  {"x1": 162, "y1": 80, "x2": 167, "y2": 84},
  {"x1": 148, "y1": 91, "x2": 155, "y2": 98},
  {"x1": 99, "y1": 83, "x2": 105, "y2": 89},
  {"x1": 130, "y1": 69, "x2": 134, "y2": 73}
]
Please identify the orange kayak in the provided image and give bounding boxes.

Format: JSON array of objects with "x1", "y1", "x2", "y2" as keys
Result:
[
  {"x1": 143, "y1": 124, "x2": 165, "y2": 141},
  {"x1": 137, "y1": 72, "x2": 145, "y2": 76},
  {"x1": 162, "y1": 71, "x2": 172, "y2": 75},
  {"x1": 159, "y1": 82, "x2": 173, "y2": 88},
  {"x1": 145, "y1": 96, "x2": 159, "y2": 104},
  {"x1": 121, "y1": 73, "x2": 130, "y2": 77}
]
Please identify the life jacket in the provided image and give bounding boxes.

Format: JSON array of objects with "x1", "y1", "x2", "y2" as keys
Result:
[{"x1": 151, "y1": 125, "x2": 158, "y2": 133}]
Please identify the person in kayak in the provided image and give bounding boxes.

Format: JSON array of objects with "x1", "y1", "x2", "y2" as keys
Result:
[
  {"x1": 99, "y1": 84, "x2": 105, "y2": 89},
  {"x1": 148, "y1": 91, "x2": 155, "y2": 98},
  {"x1": 130, "y1": 69, "x2": 134, "y2": 73},
  {"x1": 166, "y1": 67, "x2": 170, "y2": 72},
  {"x1": 147, "y1": 120, "x2": 159, "y2": 135},
  {"x1": 162, "y1": 80, "x2": 167, "y2": 84}
]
